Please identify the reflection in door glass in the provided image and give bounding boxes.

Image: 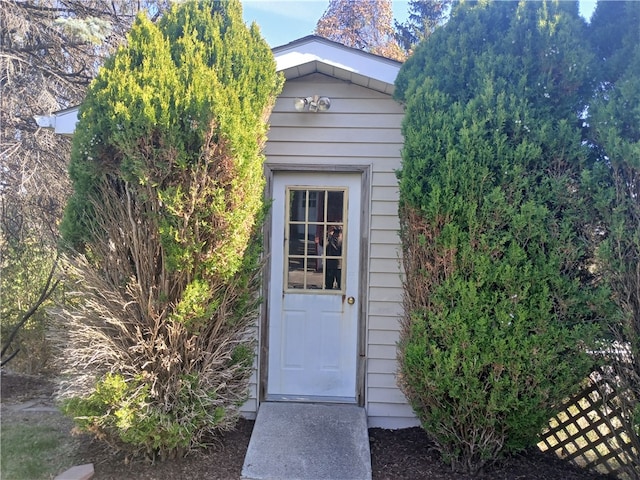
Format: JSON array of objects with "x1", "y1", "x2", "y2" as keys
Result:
[{"x1": 286, "y1": 188, "x2": 346, "y2": 291}]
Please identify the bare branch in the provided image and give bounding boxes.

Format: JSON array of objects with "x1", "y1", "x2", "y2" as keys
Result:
[{"x1": 1, "y1": 257, "x2": 60, "y2": 366}]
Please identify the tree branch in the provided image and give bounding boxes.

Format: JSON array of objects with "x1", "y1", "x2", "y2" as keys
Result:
[{"x1": 1, "y1": 257, "x2": 60, "y2": 366}]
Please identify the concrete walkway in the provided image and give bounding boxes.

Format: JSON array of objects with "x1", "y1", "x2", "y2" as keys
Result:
[{"x1": 241, "y1": 402, "x2": 371, "y2": 480}]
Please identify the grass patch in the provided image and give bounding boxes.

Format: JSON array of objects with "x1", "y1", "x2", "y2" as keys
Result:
[{"x1": 1, "y1": 421, "x2": 71, "y2": 480}]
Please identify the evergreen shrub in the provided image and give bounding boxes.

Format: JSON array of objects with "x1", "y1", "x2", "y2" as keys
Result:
[
  {"x1": 395, "y1": 1, "x2": 609, "y2": 473},
  {"x1": 588, "y1": 3, "x2": 640, "y2": 475},
  {"x1": 56, "y1": 0, "x2": 282, "y2": 459}
]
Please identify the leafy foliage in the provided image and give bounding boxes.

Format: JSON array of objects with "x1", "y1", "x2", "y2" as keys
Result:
[
  {"x1": 0, "y1": 240, "x2": 57, "y2": 372},
  {"x1": 315, "y1": 0, "x2": 405, "y2": 61},
  {"x1": 57, "y1": 0, "x2": 282, "y2": 459},
  {"x1": 395, "y1": 1, "x2": 608, "y2": 473}
]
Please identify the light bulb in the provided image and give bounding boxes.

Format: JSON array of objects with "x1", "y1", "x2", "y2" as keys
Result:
[
  {"x1": 317, "y1": 97, "x2": 331, "y2": 111},
  {"x1": 294, "y1": 97, "x2": 308, "y2": 111}
]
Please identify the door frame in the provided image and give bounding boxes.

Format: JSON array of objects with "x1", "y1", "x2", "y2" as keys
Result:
[{"x1": 260, "y1": 164, "x2": 371, "y2": 407}]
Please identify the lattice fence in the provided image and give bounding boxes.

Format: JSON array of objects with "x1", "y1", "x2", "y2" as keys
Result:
[{"x1": 538, "y1": 367, "x2": 639, "y2": 479}]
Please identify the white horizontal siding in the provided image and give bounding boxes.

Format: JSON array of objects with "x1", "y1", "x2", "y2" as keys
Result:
[
  {"x1": 369, "y1": 329, "x2": 399, "y2": 346},
  {"x1": 367, "y1": 357, "x2": 398, "y2": 374},
  {"x1": 257, "y1": 73, "x2": 415, "y2": 428},
  {"x1": 368, "y1": 344, "x2": 398, "y2": 359},
  {"x1": 372, "y1": 171, "x2": 399, "y2": 184},
  {"x1": 371, "y1": 201, "x2": 400, "y2": 216},
  {"x1": 264, "y1": 155, "x2": 400, "y2": 165},
  {"x1": 267, "y1": 127, "x2": 403, "y2": 144},
  {"x1": 370, "y1": 258, "x2": 402, "y2": 274},
  {"x1": 269, "y1": 112, "x2": 404, "y2": 129},
  {"x1": 371, "y1": 186, "x2": 401, "y2": 202},
  {"x1": 368, "y1": 372, "x2": 398, "y2": 388},
  {"x1": 370, "y1": 272, "x2": 403, "y2": 288},
  {"x1": 371, "y1": 217, "x2": 401, "y2": 235},
  {"x1": 367, "y1": 402, "x2": 416, "y2": 419},
  {"x1": 369, "y1": 314, "x2": 402, "y2": 331},
  {"x1": 371, "y1": 231, "x2": 401, "y2": 246},
  {"x1": 266, "y1": 142, "x2": 401, "y2": 158}
]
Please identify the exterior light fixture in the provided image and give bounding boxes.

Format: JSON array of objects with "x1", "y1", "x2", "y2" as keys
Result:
[
  {"x1": 317, "y1": 96, "x2": 331, "y2": 112},
  {"x1": 294, "y1": 96, "x2": 312, "y2": 111},
  {"x1": 293, "y1": 95, "x2": 331, "y2": 112}
]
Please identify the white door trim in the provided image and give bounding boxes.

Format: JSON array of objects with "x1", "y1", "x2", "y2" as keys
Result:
[{"x1": 260, "y1": 164, "x2": 370, "y2": 407}]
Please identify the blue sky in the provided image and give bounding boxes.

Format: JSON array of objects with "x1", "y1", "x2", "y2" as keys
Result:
[{"x1": 242, "y1": 0, "x2": 598, "y2": 48}]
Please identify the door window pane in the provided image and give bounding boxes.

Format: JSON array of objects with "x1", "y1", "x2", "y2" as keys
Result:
[{"x1": 285, "y1": 187, "x2": 346, "y2": 292}]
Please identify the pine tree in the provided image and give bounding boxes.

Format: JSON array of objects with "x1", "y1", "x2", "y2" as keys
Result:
[
  {"x1": 394, "y1": 0, "x2": 451, "y2": 53},
  {"x1": 58, "y1": 0, "x2": 282, "y2": 458},
  {"x1": 395, "y1": 1, "x2": 608, "y2": 472}
]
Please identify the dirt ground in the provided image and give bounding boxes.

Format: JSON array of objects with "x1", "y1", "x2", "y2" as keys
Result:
[{"x1": 1, "y1": 371, "x2": 612, "y2": 480}]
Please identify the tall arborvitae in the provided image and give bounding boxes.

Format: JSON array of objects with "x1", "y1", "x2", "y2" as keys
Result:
[
  {"x1": 58, "y1": 0, "x2": 282, "y2": 459},
  {"x1": 395, "y1": 1, "x2": 609, "y2": 472},
  {"x1": 588, "y1": 2, "x2": 640, "y2": 475}
]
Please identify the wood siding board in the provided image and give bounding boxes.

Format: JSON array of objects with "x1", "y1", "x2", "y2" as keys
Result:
[
  {"x1": 370, "y1": 272, "x2": 403, "y2": 288},
  {"x1": 372, "y1": 171, "x2": 400, "y2": 184},
  {"x1": 367, "y1": 372, "x2": 399, "y2": 388},
  {"x1": 368, "y1": 344, "x2": 398, "y2": 360},
  {"x1": 367, "y1": 358, "x2": 399, "y2": 374},
  {"x1": 369, "y1": 314, "x2": 402, "y2": 330},
  {"x1": 367, "y1": 402, "x2": 416, "y2": 418},
  {"x1": 371, "y1": 215, "x2": 401, "y2": 231},
  {"x1": 370, "y1": 229, "x2": 401, "y2": 244},
  {"x1": 370, "y1": 186, "x2": 401, "y2": 201},
  {"x1": 368, "y1": 386, "x2": 409, "y2": 404},
  {"x1": 369, "y1": 330, "x2": 400, "y2": 344},
  {"x1": 370, "y1": 245, "x2": 400, "y2": 261},
  {"x1": 266, "y1": 128, "x2": 403, "y2": 144},
  {"x1": 368, "y1": 417, "x2": 420, "y2": 429},
  {"x1": 268, "y1": 113, "x2": 405, "y2": 129},
  {"x1": 264, "y1": 156, "x2": 401, "y2": 169},
  {"x1": 369, "y1": 258, "x2": 402, "y2": 273},
  {"x1": 371, "y1": 190, "x2": 400, "y2": 204},
  {"x1": 371, "y1": 201, "x2": 400, "y2": 216},
  {"x1": 265, "y1": 142, "x2": 402, "y2": 158},
  {"x1": 367, "y1": 284, "x2": 403, "y2": 300}
]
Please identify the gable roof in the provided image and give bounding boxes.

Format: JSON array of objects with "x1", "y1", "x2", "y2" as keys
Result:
[
  {"x1": 35, "y1": 35, "x2": 402, "y2": 135},
  {"x1": 273, "y1": 35, "x2": 401, "y2": 95}
]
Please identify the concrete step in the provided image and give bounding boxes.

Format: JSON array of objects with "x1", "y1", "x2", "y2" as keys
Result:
[{"x1": 241, "y1": 402, "x2": 371, "y2": 480}]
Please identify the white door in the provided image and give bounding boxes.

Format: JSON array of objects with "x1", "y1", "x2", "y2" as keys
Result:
[{"x1": 267, "y1": 172, "x2": 361, "y2": 401}]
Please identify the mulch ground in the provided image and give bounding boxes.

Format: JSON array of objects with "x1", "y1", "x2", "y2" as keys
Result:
[{"x1": 1, "y1": 371, "x2": 612, "y2": 479}]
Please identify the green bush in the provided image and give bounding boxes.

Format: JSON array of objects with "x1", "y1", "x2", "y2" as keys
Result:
[
  {"x1": 395, "y1": 1, "x2": 608, "y2": 473},
  {"x1": 57, "y1": 0, "x2": 281, "y2": 459},
  {"x1": 587, "y1": 3, "x2": 640, "y2": 475},
  {"x1": 0, "y1": 238, "x2": 57, "y2": 373},
  {"x1": 62, "y1": 372, "x2": 225, "y2": 456}
]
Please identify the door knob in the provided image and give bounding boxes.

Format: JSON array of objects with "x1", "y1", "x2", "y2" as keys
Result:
[{"x1": 347, "y1": 296, "x2": 355, "y2": 305}]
